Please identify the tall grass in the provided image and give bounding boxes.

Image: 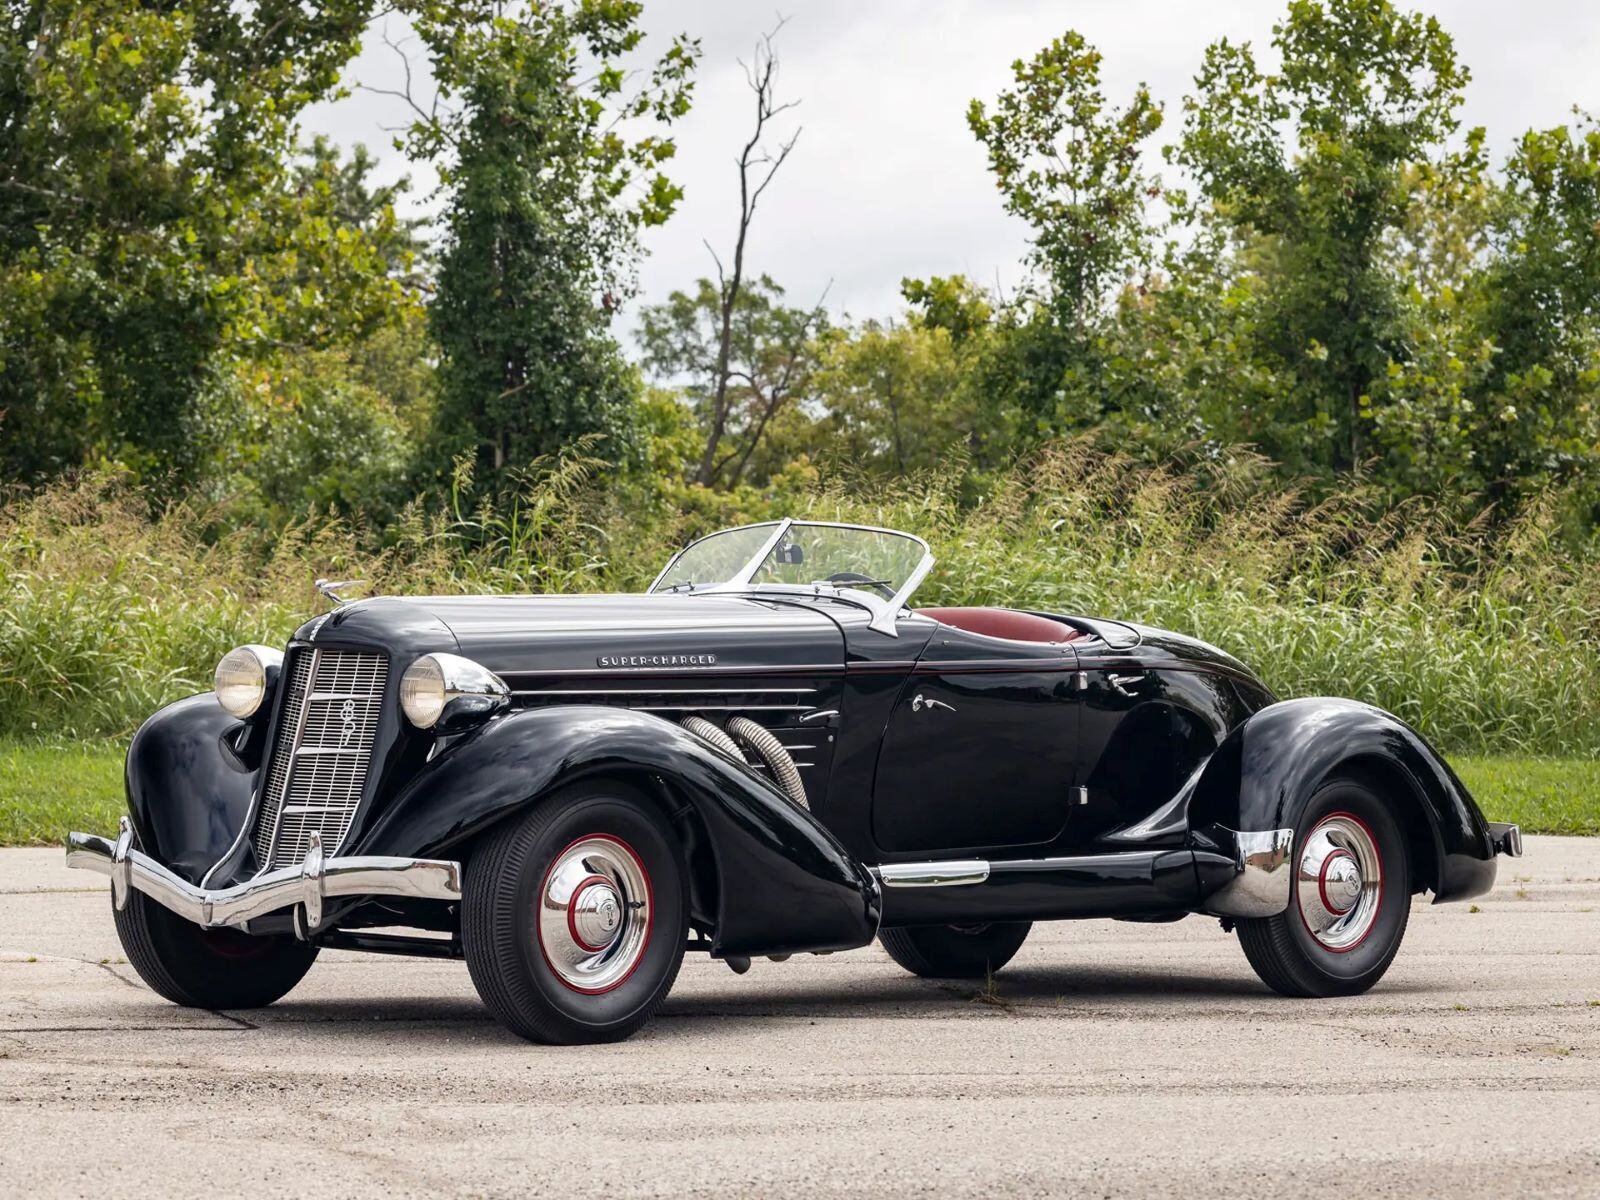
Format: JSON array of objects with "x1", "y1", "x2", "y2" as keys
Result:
[{"x1": 2, "y1": 444, "x2": 1596, "y2": 754}]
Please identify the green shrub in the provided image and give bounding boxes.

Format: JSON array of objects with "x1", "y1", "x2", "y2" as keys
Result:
[{"x1": 2, "y1": 443, "x2": 1596, "y2": 755}]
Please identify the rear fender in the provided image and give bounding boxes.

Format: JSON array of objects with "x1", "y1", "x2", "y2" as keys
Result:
[
  {"x1": 351, "y1": 706, "x2": 881, "y2": 958},
  {"x1": 1189, "y1": 698, "x2": 1497, "y2": 904}
]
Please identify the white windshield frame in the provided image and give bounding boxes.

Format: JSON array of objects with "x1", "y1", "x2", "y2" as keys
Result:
[{"x1": 648, "y1": 518, "x2": 935, "y2": 637}]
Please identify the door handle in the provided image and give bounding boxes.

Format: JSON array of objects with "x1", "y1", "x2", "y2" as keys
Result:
[
  {"x1": 911, "y1": 693, "x2": 955, "y2": 714},
  {"x1": 1107, "y1": 673, "x2": 1147, "y2": 698}
]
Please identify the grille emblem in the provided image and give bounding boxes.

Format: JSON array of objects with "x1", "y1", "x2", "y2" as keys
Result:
[{"x1": 339, "y1": 698, "x2": 358, "y2": 747}]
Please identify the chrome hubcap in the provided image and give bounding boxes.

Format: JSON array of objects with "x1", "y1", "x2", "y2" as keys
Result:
[
  {"x1": 1296, "y1": 813, "x2": 1382, "y2": 951},
  {"x1": 537, "y1": 836, "x2": 652, "y2": 993}
]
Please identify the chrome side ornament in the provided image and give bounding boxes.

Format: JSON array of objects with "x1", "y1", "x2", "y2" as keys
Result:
[{"x1": 1108, "y1": 672, "x2": 1147, "y2": 697}]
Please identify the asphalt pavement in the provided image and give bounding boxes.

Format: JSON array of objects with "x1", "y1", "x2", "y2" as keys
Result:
[{"x1": 1, "y1": 837, "x2": 1597, "y2": 1198}]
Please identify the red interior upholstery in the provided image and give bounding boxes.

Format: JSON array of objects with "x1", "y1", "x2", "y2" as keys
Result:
[{"x1": 916, "y1": 606, "x2": 1081, "y2": 644}]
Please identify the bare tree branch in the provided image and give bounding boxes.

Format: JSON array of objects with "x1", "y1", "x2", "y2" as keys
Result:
[
  {"x1": 724, "y1": 282, "x2": 830, "y2": 485},
  {"x1": 693, "y1": 16, "x2": 802, "y2": 486},
  {"x1": 357, "y1": 25, "x2": 442, "y2": 134}
]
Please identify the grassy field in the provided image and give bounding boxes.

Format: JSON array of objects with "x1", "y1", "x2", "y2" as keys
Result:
[
  {"x1": 2, "y1": 738, "x2": 1594, "y2": 846},
  {"x1": 7, "y1": 449, "x2": 1600, "y2": 759}
]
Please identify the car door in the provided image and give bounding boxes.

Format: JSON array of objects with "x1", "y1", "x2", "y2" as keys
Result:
[{"x1": 869, "y1": 627, "x2": 1080, "y2": 854}]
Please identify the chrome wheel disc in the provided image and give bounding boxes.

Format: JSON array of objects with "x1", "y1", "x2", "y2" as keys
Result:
[
  {"x1": 537, "y1": 835, "x2": 653, "y2": 993},
  {"x1": 1296, "y1": 812, "x2": 1382, "y2": 952}
]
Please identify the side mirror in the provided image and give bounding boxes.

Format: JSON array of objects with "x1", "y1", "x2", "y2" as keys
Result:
[{"x1": 776, "y1": 542, "x2": 805, "y2": 565}]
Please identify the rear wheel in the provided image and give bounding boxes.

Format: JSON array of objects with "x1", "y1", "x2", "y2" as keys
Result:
[
  {"x1": 1237, "y1": 775, "x2": 1411, "y2": 997},
  {"x1": 114, "y1": 890, "x2": 318, "y2": 1009},
  {"x1": 462, "y1": 782, "x2": 688, "y2": 1044},
  {"x1": 879, "y1": 921, "x2": 1031, "y2": 979}
]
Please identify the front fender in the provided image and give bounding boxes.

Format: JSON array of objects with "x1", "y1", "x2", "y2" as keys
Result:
[
  {"x1": 1190, "y1": 697, "x2": 1498, "y2": 904},
  {"x1": 123, "y1": 692, "x2": 256, "y2": 886},
  {"x1": 351, "y1": 706, "x2": 881, "y2": 958}
]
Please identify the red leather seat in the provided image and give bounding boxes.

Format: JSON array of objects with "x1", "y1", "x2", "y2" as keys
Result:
[{"x1": 916, "y1": 606, "x2": 1082, "y2": 644}]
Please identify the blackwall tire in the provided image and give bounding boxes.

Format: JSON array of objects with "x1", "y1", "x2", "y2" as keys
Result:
[
  {"x1": 1237, "y1": 775, "x2": 1412, "y2": 998},
  {"x1": 879, "y1": 921, "x2": 1031, "y2": 979},
  {"x1": 113, "y1": 889, "x2": 318, "y2": 1009},
  {"x1": 462, "y1": 782, "x2": 688, "y2": 1045}
]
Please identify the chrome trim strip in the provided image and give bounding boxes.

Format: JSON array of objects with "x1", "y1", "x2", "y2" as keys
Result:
[
  {"x1": 504, "y1": 664, "x2": 844, "y2": 680},
  {"x1": 1202, "y1": 827, "x2": 1296, "y2": 918},
  {"x1": 547, "y1": 701, "x2": 812, "y2": 713},
  {"x1": 67, "y1": 817, "x2": 460, "y2": 932},
  {"x1": 199, "y1": 787, "x2": 259, "y2": 892},
  {"x1": 512, "y1": 687, "x2": 818, "y2": 696},
  {"x1": 876, "y1": 860, "x2": 990, "y2": 888}
]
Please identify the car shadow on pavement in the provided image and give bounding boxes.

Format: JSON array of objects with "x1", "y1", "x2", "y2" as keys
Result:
[{"x1": 216, "y1": 959, "x2": 1414, "y2": 1047}]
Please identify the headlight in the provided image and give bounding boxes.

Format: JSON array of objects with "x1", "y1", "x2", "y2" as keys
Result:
[
  {"x1": 400, "y1": 653, "x2": 509, "y2": 729},
  {"x1": 213, "y1": 644, "x2": 283, "y2": 718}
]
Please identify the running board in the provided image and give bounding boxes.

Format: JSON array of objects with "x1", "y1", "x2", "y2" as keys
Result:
[{"x1": 869, "y1": 849, "x2": 1233, "y2": 925}]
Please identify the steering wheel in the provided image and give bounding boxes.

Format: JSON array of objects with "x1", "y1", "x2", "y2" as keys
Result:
[{"x1": 825, "y1": 571, "x2": 896, "y2": 600}]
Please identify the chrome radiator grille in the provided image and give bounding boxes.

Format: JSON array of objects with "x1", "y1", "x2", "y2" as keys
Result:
[{"x1": 253, "y1": 647, "x2": 389, "y2": 870}]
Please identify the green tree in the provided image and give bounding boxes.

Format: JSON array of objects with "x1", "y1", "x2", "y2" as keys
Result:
[
  {"x1": 293, "y1": 136, "x2": 429, "y2": 281},
  {"x1": 638, "y1": 275, "x2": 826, "y2": 486},
  {"x1": 410, "y1": 1, "x2": 697, "y2": 485},
  {"x1": 963, "y1": 32, "x2": 1163, "y2": 450},
  {"x1": 0, "y1": 0, "x2": 395, "y2": 489},
  {"x1": 968, "y1": 32, "x2": 1163, "y2": 332},
  {"x1": 901, "y1": 275, "x2": 993, "y2": 344},
  {"x1": 1472, "y1": 118, "x2": 1600, "y2": 503},
  {"x1": 1173, "y1": 0, "x2": 1470, "y2": 476},
  {"x1": 811, "y1": 318, "x2": 967, "y2": 477}
]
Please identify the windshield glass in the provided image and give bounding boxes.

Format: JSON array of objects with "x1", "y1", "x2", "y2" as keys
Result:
[
  {"x1": 650, "y1": 520, "x2": 930, "y2": 607},
  {"x1": 652, "y1": 523, "x2": 779, "y2": 592},
  {"x1": 750, "y1": 523, "x2": 927, "y2": 598}
]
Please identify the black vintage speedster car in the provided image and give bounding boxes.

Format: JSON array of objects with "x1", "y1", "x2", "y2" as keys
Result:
[{"x1": 69, "y1": 519, "x2": 1522, "y2": 1043}]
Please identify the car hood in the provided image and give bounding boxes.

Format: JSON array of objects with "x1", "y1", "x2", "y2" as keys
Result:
[{"x1": 378, "y1": 592, "x2": 846, "y2": 678}]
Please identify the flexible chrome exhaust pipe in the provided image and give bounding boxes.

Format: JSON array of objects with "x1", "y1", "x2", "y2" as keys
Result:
[{"x1": 680, "y1": 715, "x2": 808, "y2": 810}]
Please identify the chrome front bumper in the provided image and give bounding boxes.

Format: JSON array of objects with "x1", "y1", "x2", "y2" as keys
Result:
[{"x1": 66, "y1": 817, "x2": 462, "y2": 933}]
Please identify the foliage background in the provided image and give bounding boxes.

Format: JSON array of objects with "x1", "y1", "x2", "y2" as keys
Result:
[{"x1": 2, "y1": 0, "x2": 1598, "y2": 767}]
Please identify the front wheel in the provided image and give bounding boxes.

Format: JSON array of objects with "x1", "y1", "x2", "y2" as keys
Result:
[
  {"x1": 462, "y1": 782, "x2": 688, "y2": 1044},
  {"x1": 1236, "y1": 775, "x2": 1411, "y2": 997},
  {"x1": 879, "y1": 921, "x2": 1031, "y2": 979},
  {"x1": 114, "y1": 890, "x2": 318, "y2": 1008}
]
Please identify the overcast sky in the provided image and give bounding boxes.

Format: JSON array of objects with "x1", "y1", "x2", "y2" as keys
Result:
[{"x1": 303, "y1": 1, "x2": 1600, "y2": 338}]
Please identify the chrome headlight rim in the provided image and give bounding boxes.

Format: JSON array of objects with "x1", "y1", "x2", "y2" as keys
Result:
[
  {"x1": 213, "y1": 644, "x2": 284, "y2": 719},
  {"x1": 399, "y1": 652, "x2": 509, "y2": 730}
]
